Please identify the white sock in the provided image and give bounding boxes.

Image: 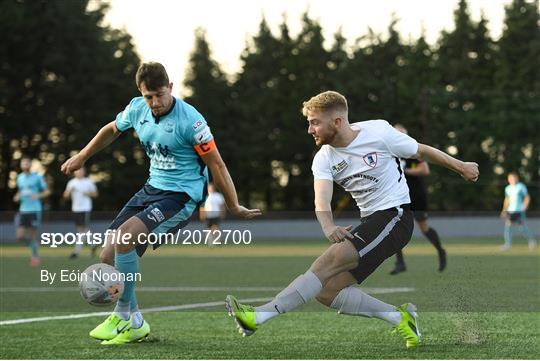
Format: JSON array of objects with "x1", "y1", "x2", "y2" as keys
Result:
[
  {"x1": 113, "y1": 302, "x2": 130, "y2": 321},
  {"x1": 255, "y1": 271, "x2": 322, "y2": 325},
  {"x1": 131, "y1": 311, "x2": 144, "y2": 328},
  {"x1": 73, "y1": 236, "x2": 85, "y2": 254},
  {"x1": 330, "y1": 286, "x2": 402, "y2": 326}
]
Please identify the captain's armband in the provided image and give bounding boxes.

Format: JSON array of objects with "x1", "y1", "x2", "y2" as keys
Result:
[{"x1": 194, "y1": 139, "x2": 217, "y2": 156}]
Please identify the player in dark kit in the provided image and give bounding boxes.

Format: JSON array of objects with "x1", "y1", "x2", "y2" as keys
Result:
[{"x1": 389, "y1": 124, "x2": 446, "y2": 275}]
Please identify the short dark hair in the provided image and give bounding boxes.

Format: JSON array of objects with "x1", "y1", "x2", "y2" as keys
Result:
[{"x1": 136, "y1": 62, "x2": 169, "y2": 90}]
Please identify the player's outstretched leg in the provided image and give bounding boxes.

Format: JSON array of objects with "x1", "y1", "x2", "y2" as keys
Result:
[
  {"x1": 225, "y1": 270, "x2": 323, "y2": 336},
  {"x1": 318, "y1": 272, "x2": 420, "y2": 349},
  {"x1": 225, "y1": 241, "x2": 358, "y2": 336}
]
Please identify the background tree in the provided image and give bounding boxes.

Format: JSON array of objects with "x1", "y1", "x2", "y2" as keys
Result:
[
  {"x1": 492, "y1": 0, "x2": 539, "y2": 207},
  {"x1": 0, "y1": 0, "x2": 141, "y2": 212}
]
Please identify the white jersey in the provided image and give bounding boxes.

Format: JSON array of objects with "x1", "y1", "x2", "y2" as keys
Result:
[
  {"x1": 311, "y1": 120, "x2": 418, "y2": 217},
  {"x1": 65, "y1": 177, "x2": 97, "y2": 212},
  {"x1": 204, "y1": 191, "x2": 225, "y2": 218}
]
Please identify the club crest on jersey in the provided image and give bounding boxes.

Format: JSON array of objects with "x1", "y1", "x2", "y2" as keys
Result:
[
  {"x1": 164, "y1": 120, "x2": 174, "y2": 133},
  {"x1": 363, "y1": 152, "x2": 377, "y2": 168},
  {"x1": 331, "y1": 160, "x2": 348, "y2": 174}
]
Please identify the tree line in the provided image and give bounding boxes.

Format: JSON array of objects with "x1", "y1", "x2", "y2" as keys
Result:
[{"x1": 1, "y1": 0, "x2": 538, "y2": 213}]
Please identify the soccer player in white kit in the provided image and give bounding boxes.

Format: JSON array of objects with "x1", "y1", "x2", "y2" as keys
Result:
[
  {"x1": 199, "y1": 183, "x2": 226, "y2": 245},
  {"x1": 226, "y1": 91, "x2": 479, "y2": 348},
  {"x1": 63, "y1": 167, "x2": 98, "y2": 258}
]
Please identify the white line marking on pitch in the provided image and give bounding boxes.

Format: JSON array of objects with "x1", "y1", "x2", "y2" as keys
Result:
[
  {"x1": 0, "y1": 286, "x2": 284, "y2": 293},
  {"x1": 0, "y1": 286, "x2": 414, "y2": 293},
  {"x1": 0, "y1": 287, "x2": 414, "y2": 326}
]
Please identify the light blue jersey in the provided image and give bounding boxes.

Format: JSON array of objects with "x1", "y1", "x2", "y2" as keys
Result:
[
  {"x1": 16, "y1": 172, "x2": 47, "y2": 212},
  {"x1": 115, "y1": 97, "x2": 213, "y2": 202},
  {"x1": 505, "y1": 182, "x2": 528, "y2": 212}
]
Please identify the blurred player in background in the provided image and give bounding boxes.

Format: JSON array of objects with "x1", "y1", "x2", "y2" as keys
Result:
[
  {"x1": 226, "y1": 91, "x2": 479, "y2": 349},
  {"x1": 63, "y1": 167, "x2": 98, "y2": 259},
  {"x1": 500, "y1": 171, "x2": 537, "y2": 251},
  {"x1": 61, "y1": 62, "x2": 260, "y2": 345},
  {"x1": 13, "y1": 157, "x2": 50, "y2": 267},
  {"x1": 389, "y1": 124, "x2": 446, "y2": 275},
  {"x1": 199, "y1": 182, "x2": 226, "y2": 246}
]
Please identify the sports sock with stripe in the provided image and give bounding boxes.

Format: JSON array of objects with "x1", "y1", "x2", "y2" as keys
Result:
[
  {"x1": 330, "y1": 286, "x2": 402, "y2": 325},
  {"x1": 255, "y1": 271, "x2": 322, "y2": 325}
]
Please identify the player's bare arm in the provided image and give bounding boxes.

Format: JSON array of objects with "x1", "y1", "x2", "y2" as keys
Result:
[
  {"x1": 198, "y1": 143, "x2": 261, "y2": 219},
  {"x1": 414, "y1": 143, "x2": 479, "y2": 182},
  {"x1": 34, "y1": 188, "x2": 51, "y2": 200},
  {"x1": 85, "y1": 190, "x2": 99, "y2": 198},
  {"x1": 523, "y1": 194, "x2": 530, "y2": 211},
  {"x1": 61, "y1": 121, "x2": 121, "y2": 175},
  {"x1": 500, "y1": 197, "x2": 509, "y2": 217},
  {"x1": 314, "y1": 179, "x2": 353, "y2": 243},
  {"x1": 404, "y1": 161, "x2": 430, "y2": 177}
]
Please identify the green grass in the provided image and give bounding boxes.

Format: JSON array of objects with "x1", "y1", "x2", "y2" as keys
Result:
[{"x1": 1, "y1": 238, "x2": 539, "y2": 359}]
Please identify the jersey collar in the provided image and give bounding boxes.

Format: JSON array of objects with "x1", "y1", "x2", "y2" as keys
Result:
[{"x1": 151, "y1": 97, "x2": 176, "y2": 124}]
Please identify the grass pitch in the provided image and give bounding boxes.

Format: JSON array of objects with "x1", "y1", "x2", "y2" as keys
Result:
[{"x1": 1, "y1": 238, "x2": 539, "y2": 359}]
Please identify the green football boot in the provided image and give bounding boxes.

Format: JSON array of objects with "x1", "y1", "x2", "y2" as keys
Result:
[
  {"x1": 89, "y1": 314, "x2": 131, "y2": 340},
  {"x1": 393, "y1": 303, "x2": 421, "y2": 349},
  {"x1": 101, "y1": 320, "x2": 151, "y2": 345},
  {"x1": 225, "y1": 295, "x2": 257, "y2": 336}
]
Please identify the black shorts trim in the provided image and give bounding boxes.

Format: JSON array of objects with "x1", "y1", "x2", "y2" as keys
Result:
[
  {"x1": 507, "y1": 212, "x2": 525, "y2": 224},
  {"x1": 73, "y1": 211, "x2": 91, "y2": 227},
  {"x1": 348, "y1": 205, "x2": 414, "y2": 284},
  {"x1": 19, "y1": 212, "x2": 41, "y2": 228},
  {"x1": 108, "y1": 184, "x2": 196, "y2": 257}
]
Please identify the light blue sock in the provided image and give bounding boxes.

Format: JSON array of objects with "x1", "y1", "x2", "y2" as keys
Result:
[
  {"x1": 29, "y1": 240, "x2": 39, "y2": 257},
  {"x1": 115, "y1": 249, "x2": 139, "y2": 317},
  {"x1": 519, "y1": 224, "x2": 535, "y2": 241},
  {"x1": 504, "y1": 224, "x2": 512, "y2": 247},
  {"x1": 130, "y1": 293, "x2": 139, "y2": 313}
]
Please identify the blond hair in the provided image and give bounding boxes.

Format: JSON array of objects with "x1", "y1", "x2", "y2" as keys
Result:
[{"x1": 302, "y1": 91, "x2": 348, "y2": 117}]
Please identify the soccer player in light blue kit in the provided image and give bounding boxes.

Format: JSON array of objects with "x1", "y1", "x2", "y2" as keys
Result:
[
  {"x1": 14, "y1": 157, "x2": 50, "y2": 267},
  {"x1": 500, "y1": 172, "x2": 537, "y2": 251},
  {"x1": 61, "y1": 62, "x2": 261, "y2": 345}
]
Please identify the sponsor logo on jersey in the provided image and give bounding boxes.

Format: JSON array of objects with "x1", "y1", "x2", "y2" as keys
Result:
[
  {"x1": 363, "y1": 152, "x2": 378, "y2": 168},
  {"x1": 139, "y1": 119, "x2": 149, "y2": 125},
  {"x1": 192, "y1": 120, "x2": 204, "y2": 130},
  {"x1": 194, "y1": 127, "x2": 212, "y2": 144},
  {"x1": 331, "y1": 160, "x2": 348, "y2": 174},
  {"x1": 141, "y1": 141, "x2": 176, "y2": 170}
]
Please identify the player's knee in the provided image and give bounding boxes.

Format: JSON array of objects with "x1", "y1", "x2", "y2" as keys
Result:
[
  {"x1": 316, "y1": 288, "x2": 339, "y2": 307},
  {"x1": 310, "y1": 249, "x2": 357, "y2": 282},
  {"x1": 99, "y1": 250, "x2": 114, "y2": 266},
  {"x1": 115, "y1": 240, "x2": 135, "y2": 254}
]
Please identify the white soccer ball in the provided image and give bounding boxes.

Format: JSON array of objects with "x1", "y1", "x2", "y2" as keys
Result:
[{"x1": 79, "y1": 263, "x2": 124, "y2": 306}]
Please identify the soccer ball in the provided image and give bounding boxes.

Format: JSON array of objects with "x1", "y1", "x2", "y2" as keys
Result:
[{"x1": 79, "y1": 263, "x2": 124, "y2": 306}]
